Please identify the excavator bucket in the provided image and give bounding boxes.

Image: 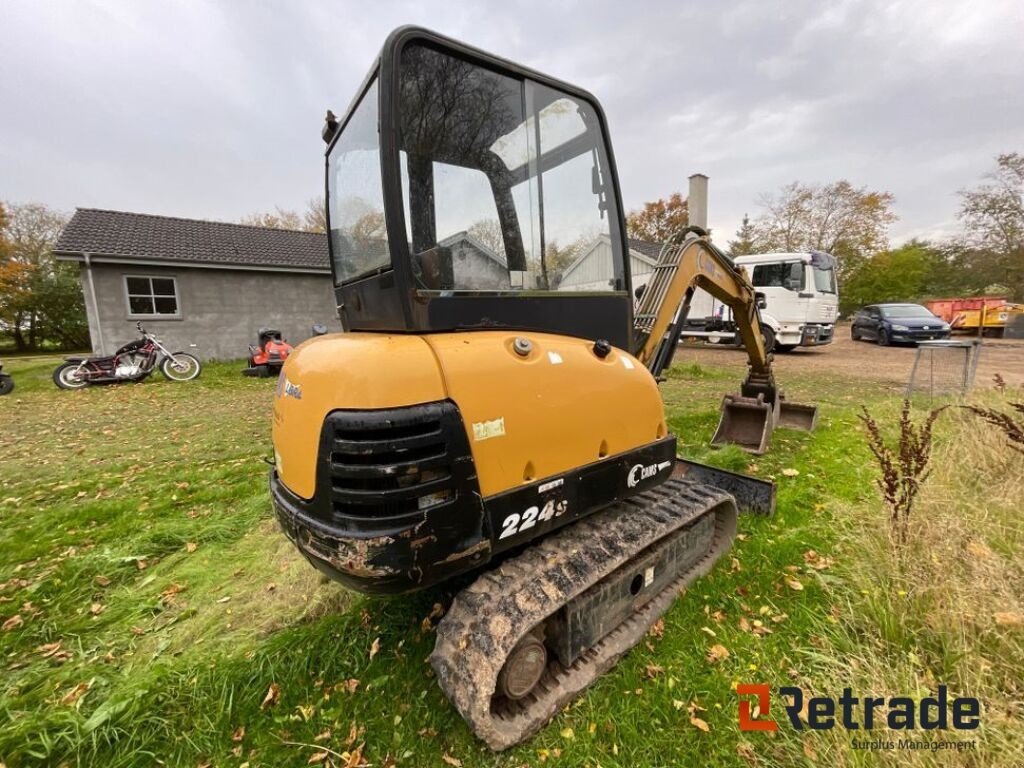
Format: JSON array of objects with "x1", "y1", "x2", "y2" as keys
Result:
[
  {"x1": 711, "y1": 393, "x2": 775, "y2": 454},
  {"x1": 777, "y1": 395, "x2": 819, "y2": 432},
  {"x1": 711, "y1": 393, "x2": 818, "y2": 454}
]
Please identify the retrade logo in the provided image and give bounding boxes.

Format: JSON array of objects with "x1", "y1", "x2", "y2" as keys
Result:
[
  {"x1": 737, "y1": 684, "x2": 778, "y2": 731},
  {"x1": 737, "y1": 685, "x2": 980, "y2": 732}
]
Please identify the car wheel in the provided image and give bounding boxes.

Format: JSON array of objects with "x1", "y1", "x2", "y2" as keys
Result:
[
  {"x1": 851, "y1": 326, "x2": 861, "y2": 341},
  {"x1": 877, "y1": 329, "x2": 889, "y2": 346}
]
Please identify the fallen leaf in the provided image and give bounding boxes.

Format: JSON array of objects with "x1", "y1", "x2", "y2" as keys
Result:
[
  {"x1": 442, "y1": 753, "x2": 462, "y2": 767},
  {"x1": 2, "y1": 615, "x2": 23, "y2": 631},
  {"x1": 94, "y1": 575, "x2": 111, "y2": 587},
  {"x1": 994, "y1": 612, "x2": 1024, "y2": 627},
  {"x1": 803, "y1": 739, "x2": 818, "y2": 760},
  {"x1": 60, "y1": 681, "x2": 91, "y2": 705},
  {"x1": 965, "y1": 540, "x2": 991, "y2": 560},
  {"x1": 369, "y1": 636, "x2": 381, "y2": 662},
  {"x1": 644, "y1": 664, "x2": 664, "y2": 679},
  {"x1": 337, "y1": 678, "x2": 360, "y2": 694},
  {"x1": 673, "y1": 699, "x2": 685, "y2": 710},
  {"x1": 314, "y1": 728, "x2": 331, "y2": 742},
  {"x1": 706, "y1": 644, "x2": 730, "y2": 664},
  {"x1": 185, "y1": 542, "x2": 198, "y2": 553},
  {"x1": 38, "y1": 642, "x2": 62, "y2": 657},
  {"x1": 781, "y1": 468, "x2": 799, "y2": 477},
  {"x1": 785, "y1": 576, "x2": 804, "y2": 591},
  {"x1": 90, "y1": 602, "x2": 105, "y2": 615},
  {"x1": 560, "y1": 727, "x2": 575, "y2": 740},
  {"x1": 690, "y1": 716, "x2": 710, "y2": 732},
  {"x1": 307, "y1": 752, "x2": 329, "y2": 764},
  {"x1": 647, "y1": 618, "x2": 665, "y2": 639},
  {"x1": 260, "y1": 682, "x2": 280, "y2": 710},
  {"x1": 737, "y1": 741, "x2": 757, "y2": 766},
  {"x1": 136, "y1": 559, "x2": 147, "y2": 571},
  {"x1": 231, "y1": 726, "x2": 245, "y2": 742},
  {"x1": 738, "y1": 616, "x2": 751, "y2": 633}
]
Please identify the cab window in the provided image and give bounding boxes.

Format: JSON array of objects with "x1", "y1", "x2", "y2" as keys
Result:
[
  {"x1": 396, "y1": 43, "x2": 623, "y2": 293},
  {"x1": 751, "y1": 262, "x2": 804, "y2": 292}
]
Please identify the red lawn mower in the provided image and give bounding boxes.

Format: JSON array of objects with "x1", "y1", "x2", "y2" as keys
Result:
[{"x1": 242, "y1": 328, "x2": 293, "y2": 378}]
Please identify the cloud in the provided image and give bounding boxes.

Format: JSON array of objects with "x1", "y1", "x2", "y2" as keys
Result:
[{"x1": 0, "y1": 0, "x2": 1020, "y2": 247}]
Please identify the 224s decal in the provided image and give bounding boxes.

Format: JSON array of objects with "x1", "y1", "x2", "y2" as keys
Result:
[{"x1": 498, "y1": 499, "x2": 570, "y2": 540}]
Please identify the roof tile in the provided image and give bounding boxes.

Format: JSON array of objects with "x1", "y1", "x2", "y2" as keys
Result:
[{"x1": 54, "y1": 208, "x2": 329, "y2": 270}]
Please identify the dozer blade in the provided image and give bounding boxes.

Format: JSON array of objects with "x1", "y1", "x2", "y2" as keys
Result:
[
  {"x1": 777, "y1": 395, "x2": 818, "y2": 432},
  {"x1": 711, "y1": 393, "x2": 774, "y2": 454},
  {"x1": 673, "y1": 458, "x2": 776, "y2": 516}
]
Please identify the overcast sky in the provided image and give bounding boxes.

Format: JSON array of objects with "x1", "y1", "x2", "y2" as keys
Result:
[{"x1": 1, "y1": 0, "x2": 1021, "y2": 245}]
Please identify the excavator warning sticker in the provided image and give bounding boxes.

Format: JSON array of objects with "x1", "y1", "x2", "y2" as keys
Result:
[{"x1": 472, "y1": 417, "x2": 506, "y2": 441}]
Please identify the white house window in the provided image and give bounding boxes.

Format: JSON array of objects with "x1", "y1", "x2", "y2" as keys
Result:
[{"x1": 125, "y1": 276, "x2": 180, "y2": 317}]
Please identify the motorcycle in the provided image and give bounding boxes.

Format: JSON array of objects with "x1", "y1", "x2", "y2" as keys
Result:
[
  {"x1": 53, "y1": 322, "x2": 201, "y2": 390},
  {"x1": 0, "y1": 360, "x2": 12, "y2": 396}
]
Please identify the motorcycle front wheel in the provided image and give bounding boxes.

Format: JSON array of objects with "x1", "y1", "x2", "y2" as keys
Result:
[
  {"x1": 0, "y1": 374, "x2": 14, "y2": 396},
  {"x1": 161, "y1": 353, "x2": 201, "y2": 382},
  {"x1": 53, "y1": 362, "x2": 89, "y2": 390}
]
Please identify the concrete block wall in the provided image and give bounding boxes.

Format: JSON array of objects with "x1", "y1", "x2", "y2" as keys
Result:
[{"x1": 81, "y1": 263, "x2": 341, "y2": 360}]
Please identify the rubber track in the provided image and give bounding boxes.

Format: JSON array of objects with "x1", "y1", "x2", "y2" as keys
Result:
[{"x1": 430, "y1": 478, "x2": 738, "y2": 750}]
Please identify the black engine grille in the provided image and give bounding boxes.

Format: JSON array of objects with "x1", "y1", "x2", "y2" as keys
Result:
[{"x1": 317, "y1": 401, "x2": 476, "y2": 523}]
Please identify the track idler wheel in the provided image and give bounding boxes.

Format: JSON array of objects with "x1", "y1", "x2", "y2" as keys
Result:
[{"x1": 496, "y1": 634, "x2": 548, "y2": 701}]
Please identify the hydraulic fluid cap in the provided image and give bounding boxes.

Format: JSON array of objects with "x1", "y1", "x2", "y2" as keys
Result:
[
  {"x1": 513, "y1": 337, "x2": 533, "y2": 357},
  {"x1": 593, "y1": 339, "x2": 612, "y2": 358}
]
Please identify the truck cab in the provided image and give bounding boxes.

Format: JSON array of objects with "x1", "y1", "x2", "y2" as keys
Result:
[{"x1": 680, "y1": 251, "x2": 838, "y2": 351}]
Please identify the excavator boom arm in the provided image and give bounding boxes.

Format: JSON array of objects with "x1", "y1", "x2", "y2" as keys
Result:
[
  {"x1": 631, "y1": 229, "x2": 816, "y2": 453},
  {"x1": 633, "y1": 229, "x2": 771, "y2": 384}
]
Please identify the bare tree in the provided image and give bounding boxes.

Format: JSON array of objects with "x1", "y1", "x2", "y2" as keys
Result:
[
  {"x1": 749, "y1": 181, "x2": 897, "y2": 281},
  {"x1": 958, "y1": 153, "x2": 1024, "y2": 301},
  {"x1": 240, "y1": 207, "x2": 303, "y2": 230},
  {"x1": 303, "y1": 197, "x2": 327, "y2": 234},
  {"x1": 467, "y1": 219, "x2": 505, "y2": 257}
]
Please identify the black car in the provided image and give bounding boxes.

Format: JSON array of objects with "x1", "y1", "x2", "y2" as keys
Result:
[{"x1": 851, "y1": 303, "x2": 951, "y2": 345}]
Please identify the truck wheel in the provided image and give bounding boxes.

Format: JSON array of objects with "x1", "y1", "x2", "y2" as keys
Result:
[{"x1": 761, "y1": 326, "x2": 776, "y2": 353}]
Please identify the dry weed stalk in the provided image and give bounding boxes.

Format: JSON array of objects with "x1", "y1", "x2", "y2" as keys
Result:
[
  {"x1": 859, "y1": 400, "x2": 946, "y2": 548},
  {"x1": 963, "y1": 402, "x2": 1024, "y2": 455}
]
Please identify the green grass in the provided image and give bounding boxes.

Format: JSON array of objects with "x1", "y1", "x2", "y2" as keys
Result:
[{"x1": 0, "y1": 356, "x2": 1020, "y2": 767}]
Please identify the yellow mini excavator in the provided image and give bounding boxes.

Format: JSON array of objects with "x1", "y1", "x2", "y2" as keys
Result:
[{"x1": 270, "y1": 26, "x2": 816, "y2": 750}]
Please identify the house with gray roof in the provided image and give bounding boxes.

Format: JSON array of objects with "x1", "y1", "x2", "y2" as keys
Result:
[{"x1": 54, "y1": 209, "x2": 339, "y2": 360}]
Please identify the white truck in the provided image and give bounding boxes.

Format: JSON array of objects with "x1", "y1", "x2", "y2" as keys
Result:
[{"x1": 679, "y1": 251, "x2": 839, "y2": 351}]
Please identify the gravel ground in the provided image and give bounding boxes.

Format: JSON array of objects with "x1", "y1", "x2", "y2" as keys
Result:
[{"x1": 675, "y1": 322, "x2": 1024, "y2": 391}]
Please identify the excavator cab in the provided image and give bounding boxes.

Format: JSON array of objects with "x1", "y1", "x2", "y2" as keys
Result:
[{"x1": 325, "y1": 27, "x2": 632, "y2": 346}]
